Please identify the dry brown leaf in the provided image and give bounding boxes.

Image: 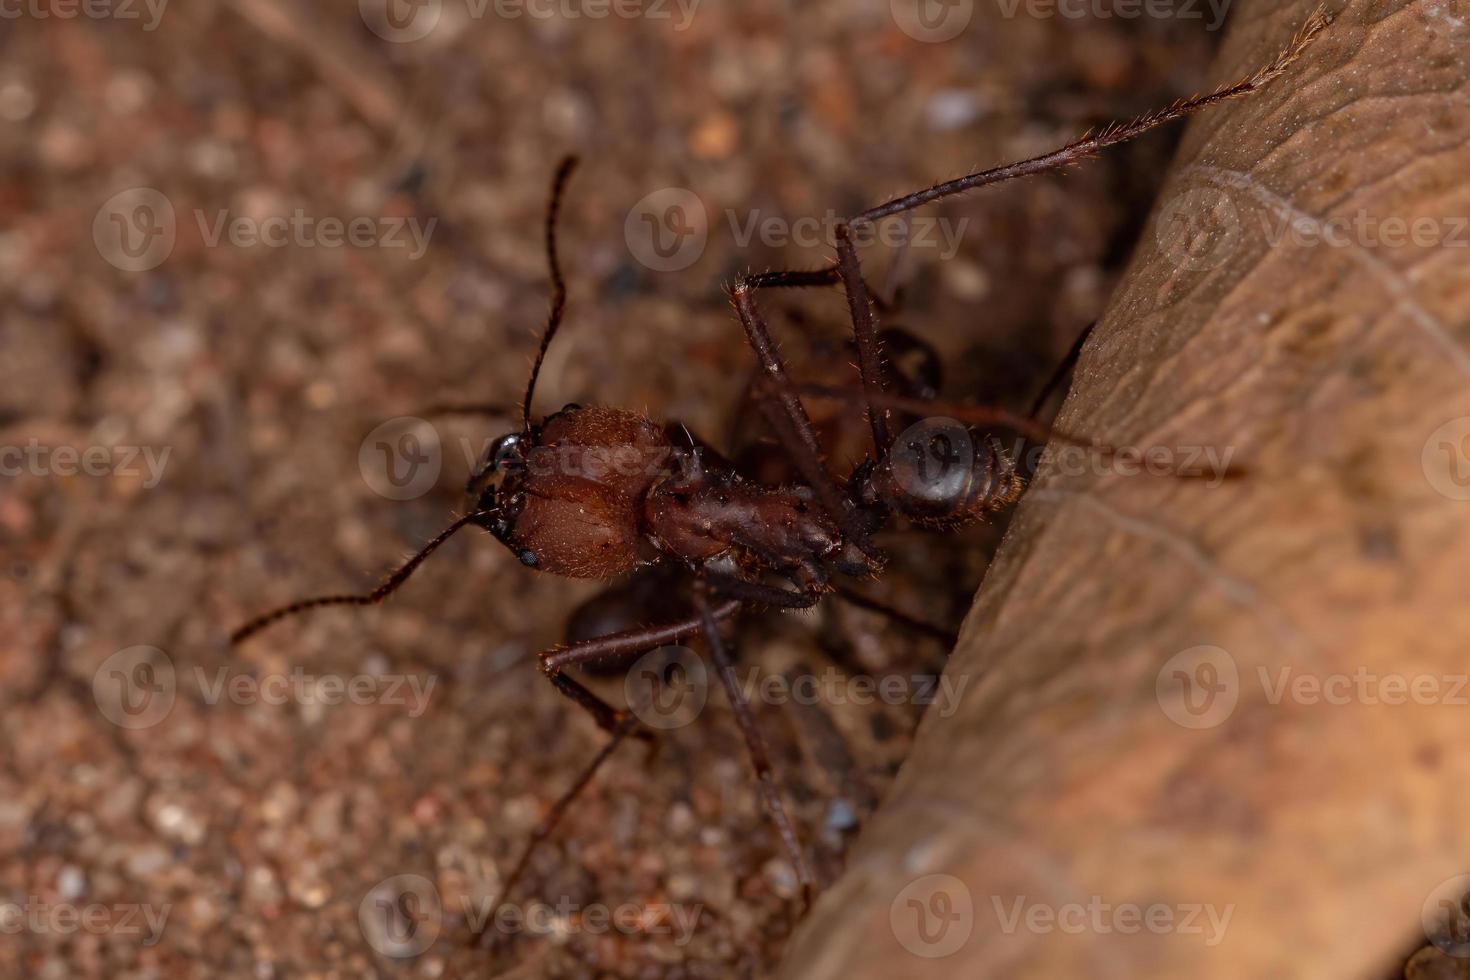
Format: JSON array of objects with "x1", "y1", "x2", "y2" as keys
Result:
[{"x1": 778, "y1": 0, "x2": 1470, "y2": 976}]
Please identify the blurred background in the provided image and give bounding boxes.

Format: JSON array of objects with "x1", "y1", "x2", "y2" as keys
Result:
[{"x1": 2, "y1": 0, "x2": 1227, "y2": 975}]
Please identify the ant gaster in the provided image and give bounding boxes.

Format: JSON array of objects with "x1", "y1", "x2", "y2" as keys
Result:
[{"x1": 231, "y1": 11, "x2": 1326, "y2": 933}]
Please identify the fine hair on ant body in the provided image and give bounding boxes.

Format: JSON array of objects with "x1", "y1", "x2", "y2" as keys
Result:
[{"x1": 231, "y1": 11, "x2": 1326, "y2": 936}]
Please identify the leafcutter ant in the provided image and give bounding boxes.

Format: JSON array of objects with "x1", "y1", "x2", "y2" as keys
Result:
[{"x1": 231, "y1": 10, "x2": 1326, "y2": 937}]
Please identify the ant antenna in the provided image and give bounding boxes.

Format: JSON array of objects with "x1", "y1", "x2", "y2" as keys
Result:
[
  {"x1": 521, "y1": 155, "x2": 580, "y2": 434},
  {"x1": 781, "y1": 380, "x2": 1243, "y2": 481},
  {"x1": 230, "y1": 510, "x2": 492, "y2": 645}
]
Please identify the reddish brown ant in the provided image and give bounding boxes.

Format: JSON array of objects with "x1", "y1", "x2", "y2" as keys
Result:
[{"x1": 231, "y1": 12, "x2": 1326, "y2": 938}]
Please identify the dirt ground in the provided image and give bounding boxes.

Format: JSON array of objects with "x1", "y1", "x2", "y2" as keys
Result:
[{"x1": 1, "y1": 1, "x2": 1224, "y2": 976}]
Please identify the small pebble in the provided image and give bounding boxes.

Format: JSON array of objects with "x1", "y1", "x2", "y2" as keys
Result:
[
  {"x1": 824, "y1": 798, "x2": 858, "y2": 834},
  {"x1": 926, "y1": 89, "x2": 986, "y2": 131},
  {"x1": 762, "y1": 858, "x2": 799, "y2": 899},
  {"x1": 943, "y1": 259, "x2": 990, "y2": 301},
  {"x1": 666, "y1": 801, "x2": 696, "y2": 837},
  {"x1": 287, "y1": 874, "x2": 331, "y2": 909},
  {"x1": 57, "y1": 865, "x2": 86, "y2": 900},
  {"x1": 690, "y1": 111, "x2": 739, "y2": 160},
  {"x1": 0, "y1": 81, "x2": 36, "y2": 122}
]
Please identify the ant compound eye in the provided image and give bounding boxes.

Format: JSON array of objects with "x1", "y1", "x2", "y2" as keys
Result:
[
  {"x1": 518, "y1": 549, "x2": 539, "y2": 567},
  {"x1": 489, "y1": 433, "x2": 525, "y2": 472},
  {"x1": 886, "y1": 417, "x2": 974, "y2": 509}
]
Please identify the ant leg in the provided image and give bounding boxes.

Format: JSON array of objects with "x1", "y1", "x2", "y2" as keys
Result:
[
  {"x1": 1027, "y1": 320, "x2": 1096, "y2": 420},
  {"x1": 540, "y1": 599, "x2": 742, "y2": 674},
  {"x1": 480, "y1": 710, "x2": 641, "y2": 948},
  {"x1": 834, "y1": 222, "x2": 891, "y2": 458},
  {"x1": 734, "y1": 262, "x2": 896, "y2": 459},
  {"x1": 230, "y1": 511, "x2": 491, "y2": 645},
  {"x1": 549, "y1": 671, "x2": 655, "y2": 744},
  {"x1": 788, "y1": 382, "x2": 1244, "y2": 481},
  {"x1": 491, "y1": 604, "x2": 744, "y2": 927},
  {"x1": 737, "y1": 266, "x2": 895, "y2": 312},
  {"x1": 692, "y1": 589, "x2": 815, "y2": 905},
  {"x1": 703, "y1": 573, "x2": 822, "y2": 611},
  {"x1": 853, "y1": 11, "x2": 1327, "y2": 223},
  {"x1": 730, "y1": 283, "x2": 854, "y2": 534},
  {"x1": 830, "y1": 585, "x2": 956, "y2": 647}
]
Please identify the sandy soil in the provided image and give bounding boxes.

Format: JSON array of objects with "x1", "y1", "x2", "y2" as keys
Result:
[{"x1": 1, "y1": 1, "x2": 1220, "y2": 975}]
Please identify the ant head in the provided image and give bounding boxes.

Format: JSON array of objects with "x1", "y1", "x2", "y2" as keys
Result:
[
  {"x1": 481, "y1": 405, "x2": 673, "y2": 579},
  {"x1": 468, "y1": 428, "x2": 535, "y2": 529},
  {"x1": 487, "y1": 431, "x2": 530, "y2": 475}
]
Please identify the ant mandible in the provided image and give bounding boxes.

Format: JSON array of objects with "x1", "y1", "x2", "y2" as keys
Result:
[{"x1": 231, "y1": 11, "x2": 1326, "y2": 930}]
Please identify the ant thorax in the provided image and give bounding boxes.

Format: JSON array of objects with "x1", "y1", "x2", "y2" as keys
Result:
[{"x1": 643, "y1": 467, "x2": 846, "y2": 578}]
